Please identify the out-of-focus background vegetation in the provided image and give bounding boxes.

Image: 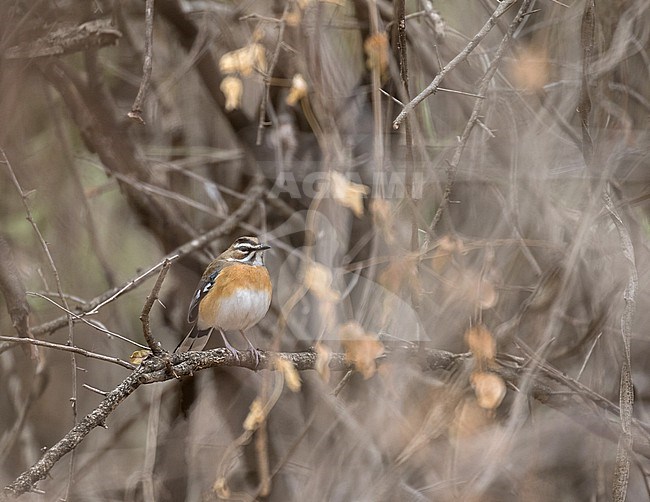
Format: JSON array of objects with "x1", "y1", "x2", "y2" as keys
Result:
[{"x1": 1, "y1": 0, "x2": 649, "y2": 500}]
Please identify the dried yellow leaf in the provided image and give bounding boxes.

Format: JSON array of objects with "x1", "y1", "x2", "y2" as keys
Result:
[
  {"x1": 378, "y1": 255, "x2": 420, "y2": 295},
  {"x1": 213, "y1": 477, "x2": 230, "y2": 498},
  {"x1": 364, "y1": 32, "x2": 389, "y2": 76},
  {"x1": 330, "y1": 171, "x2": 369, "y2": 217},
  {"x1": 286, "y1": 73, "x2": 308, "y2": 106},
  {"x1": 285, "y1": 10, "x2": 302, "y2": 26},
  {"x1": 430, "y1": 235, "x2": 464, "y2": 272},
  {"x1": 340, "y1": 321, "x2": 384, "y2": 379},
  {"x1": 218, "y1": 43, "x2": 266, "y2": 77},
  {"x1": 470, "y1": 371, "x2": 506, "y2": 410},
  {"x1": 464, "y1": 324, "x2": 496, "y2": 363},
  {"x1": 315, "y1": 342, "x2": 332, "y2": 383},
  {"x1": 129, "y1": 349, "x2": 151, "y2": 365},
  {"x1": 243, "y1": 397, "x2": 265, "y2": 431},
  {"x1": 275, "y1": 358, "x2": 302, "y2": 392},
  {"x1": 303, "y1": 261, "x2": 341, "y2": 302},
  {"x1": 220, "y1": 76, "x2": 243, "y2": 111},
  {"x1": 510, "y1": 45, "x2": 549, "y2": 92}
]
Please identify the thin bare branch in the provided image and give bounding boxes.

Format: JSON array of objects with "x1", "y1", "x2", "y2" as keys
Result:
[
  {"x1": 139, "y1": 258, "x2": 172, "y2": 355},
  {"x1": 128, "y1": 0, "x2": 155, "y2": 124},
  {"x1": 5, "y1": 339, "x2": 650, "y2": 497},
  {"x1": 0, "y1": 336, "x2": 136, "y2": 370}
]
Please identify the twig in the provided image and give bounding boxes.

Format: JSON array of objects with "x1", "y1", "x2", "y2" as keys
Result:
[
  {"x1": 128, "y1": 0, "x2": 155, "y2": 124},
  {"x1": 0, "y1": 336, "x2": 135, "y2": 370},
  {"x1": 575, "y1": 331, "x2": 603, "y2": 381},
  {"x1": 139, "y1": 258, "x2": 172, "y2": 355},
  {"x1": 437, "y1": 87, "x2": 485, "y2": 99},
  {"x1": 256, "y1": 2, "x2": 290, "y2": 145},
  {"x1": 82, "y1": 384, "x2": 109, "y2": 397},
  {"x1": 393, "y1": 0, "x2": 517, "y2": 129},
  {"x1": 25, "y1": 292, "x2": 148, "y2": 349},
  {"x1": 332, "y1": 369, "x2": 355, "y2": 396}
]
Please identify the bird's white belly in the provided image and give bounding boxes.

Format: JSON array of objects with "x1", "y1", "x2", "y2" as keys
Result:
[{"x1": 206, "y1": 288, "x2": 271, "y2": 331}]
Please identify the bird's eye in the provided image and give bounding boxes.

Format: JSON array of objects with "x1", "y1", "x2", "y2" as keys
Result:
[{"x1": 234, "y1": 237, "x2": 257, "y2": 249}]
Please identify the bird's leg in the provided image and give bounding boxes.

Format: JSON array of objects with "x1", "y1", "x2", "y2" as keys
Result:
[
  {"x1": 240, "y1": 330, "x2": 260, "y2": 368},
  {"x1": 219, "y1": 329, "x2": 240, "y2": 362}
]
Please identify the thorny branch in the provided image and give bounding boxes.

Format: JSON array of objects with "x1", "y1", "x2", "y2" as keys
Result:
[
  {"x1": 424, "y1": 0, "x2": 534, "y2": 239},
  {"x1": 393, "y1": 0, "x2": 517, "y2": 129},
  {"x1": 3, "y1": 341, "x2": 650, "y2": 498}
]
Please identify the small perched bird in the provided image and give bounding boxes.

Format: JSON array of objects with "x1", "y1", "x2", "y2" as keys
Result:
[{"x1": 175, "y1": 236, "x2": 272, "y2": 363}]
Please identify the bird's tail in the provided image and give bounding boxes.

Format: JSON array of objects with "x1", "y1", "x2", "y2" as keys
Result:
[{"x1": 174, "y1": 326, "x2": 213, "y2": 353}]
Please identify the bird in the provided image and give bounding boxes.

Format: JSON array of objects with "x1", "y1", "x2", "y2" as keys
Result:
[{"x1": 174, "y1": 236, "x2": 272, "y2": 364}]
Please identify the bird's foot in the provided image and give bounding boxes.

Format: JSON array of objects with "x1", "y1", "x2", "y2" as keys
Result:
[
  {"x1": 220, "y1": 333, "x2": 241, "y2": 362},
  {"x1": 247, "y1": 345, "x2": 261, "y2": 369}
]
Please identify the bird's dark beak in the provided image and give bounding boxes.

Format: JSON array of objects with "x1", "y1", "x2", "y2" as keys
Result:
[{"x1": 257, "y1": 243, "x2": 271, "y2": 251}]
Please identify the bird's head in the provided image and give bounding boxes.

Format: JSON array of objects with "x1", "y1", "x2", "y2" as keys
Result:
[{"x1": 224, "y1": 236, "x2": 271, "y2": 265}]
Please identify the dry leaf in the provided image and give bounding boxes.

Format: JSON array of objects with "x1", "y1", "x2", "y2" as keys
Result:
[
  {"x1": 315, "y1": 342, "x2": 332, "y2": 383},
  {"x1": 303, "y1": 261, "x2": 341, "y2": 302},
  {"x1": 213, "y1": 477, "x2": 230, "y2": 498},
  {"x1": 378, "y1": 255, "x2": 420, "y2": 296},
  {"x1": 252, "y1": 27, "x2": 265, "y2": 42},
  {"x1": 464, "y1": 324, "x2": 496, "y2": 364},
  {"x1": 275, "y1": 358, "x2": 302, "y2": 392},
  {"x1": 219, "y1": 43, "x2": 267, "y2": 77},
  {"x1": 129, "y1": 349, "x2": 151, "y2": 365},
  {"x1": 286, "y1": 73, "x2": 308, "y2": 106},
  {"x1": 330, "y1": 171, "x2": 369, "y2": 217},
  {"x1": 364, "y1": 32, "x2": 389, "y2": 76},
  {"x1": 220, "y1": 76, "x2": 243, "y2": 111},
  {"x1": 510, "y1": 45, "x2": 549, "y2": 92},
  {"x1": 340, "y1": 321, "x2": 384, "y2": 379},
  {"x1": 285, "y1": 10, "x2": 302, "y2": 26},
  {"x1": 243, "y1": 397, "x2": 265, "y2": 431},
  {"x1": 471, "y1": 371, "x2": 506, "y2": 410},
  {"x1": 430, "y1": 235, "x2": 464, "y2": 272}
]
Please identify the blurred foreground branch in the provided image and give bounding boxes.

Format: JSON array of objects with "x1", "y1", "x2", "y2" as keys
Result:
[{"x1": 3, "y1": 341, "x2": 650, "y2": 498}]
